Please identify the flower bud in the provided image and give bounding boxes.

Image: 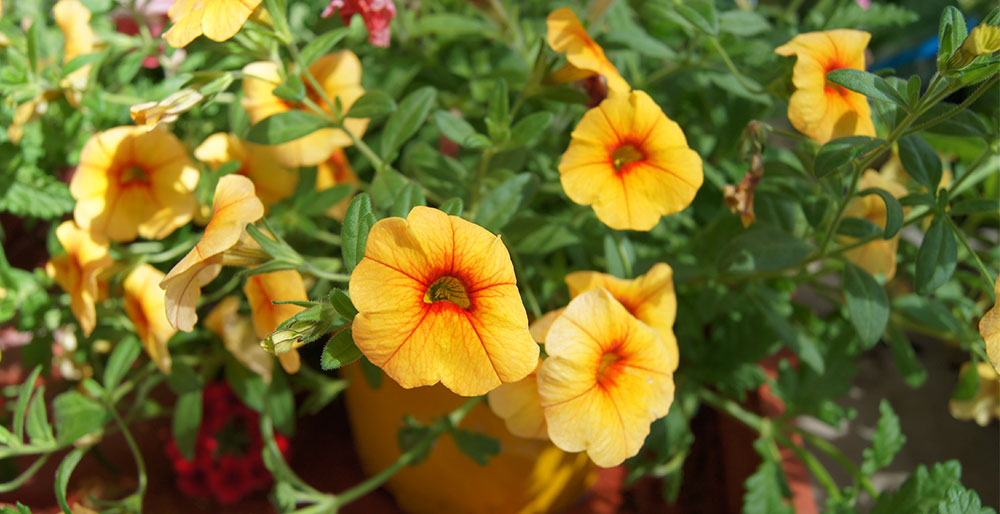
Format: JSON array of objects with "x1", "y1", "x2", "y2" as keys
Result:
[
  {"x1": 258, "y1": 303, "x2": 337, "y2": 355},
  {"x1": 130, "y1": 89, "x2": 204, "y2": 129},
  {"x1": 947, "y1": 24, "x2": 1000, "y2": 70}
]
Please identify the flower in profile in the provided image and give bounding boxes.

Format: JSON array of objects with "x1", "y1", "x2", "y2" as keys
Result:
[
  {"x1": 130, "y1": 89, "x2": 204, "y2": 130},
  {"x1": 841, "y1": 170, "x2": 908, "y2": 279},
  {"x1": 45, "y1": 221, "x2": 113, "y2": 337},
  {"x1": 244, "y1": 270, "x2": 309, "y2": 374},
  {"x1": 160, "y1": 175, "x2": 266, "y2": 332},
  {"x1": 949, "y1": 23, "x2": 1000, "y2": 69},
  {"x1": 949, "y1": 362, "x2": 1000, "y2": 426},
  {"x1": 195, "y1": 133, "x2": 299, "y2": 208},
  {"x1": 163, "y1": 0, "x2": 263, "y2": 48},
  {"x1": 981, "y1": 277, "x2": 1000, "y2": 374},
  {"x1": 205, "y1": 297, "x2": 274, "y2": 383},
  {"x1": 123, "y1": 264, "x2": 176, "y2": 372},
  {"x1": 537, "y1": 288, "x2": 674, "y2": 467},
  {"x1": 546, "y1": 7, "x2": 629, "y2": 94},
  {"x1": 54, "y1": 0, "x2": 96, "y2": 105},
  {"x1": 349, "y1": 206, "x2": 538, "y2": 396},
  {"x1": 71, "y1": 126, "x2": 199, "y2": 242},
  {"x1": 566, "y1": 263, "x2": 679, "y2": 371},
  {"x1": 486, "y1": 364, "x2": 547, "y2": 439},
  {"x1": 559, "y1": 90, "x2": 703, "y2": 231},
  {"x1": 775, "y1": 30, "x2": 876, "y2": 144},
  {"x1": 315, "y1": 149, "x2": 360, "y2": 220},
  {"x1": 322, "y1": 0, "x2": 396, "y2": 48},
  {"x1": 242, "y1": 52, "x2": 368, "y2": 167}
]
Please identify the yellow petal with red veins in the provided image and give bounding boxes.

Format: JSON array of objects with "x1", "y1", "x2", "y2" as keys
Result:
[
  {"x1": 529, "y1": 308, "x2": 565, "y2": 344},
  {"x1": 982, "y1": 278, "x2": 1000, "y2": 374},
  {"x1": 123, "y1": 264, "x2": 176, "y2": 373},
  {"x1": 546, "y1": 7, "x2": 629, "y2": 92},
  {"x1": 487, "y1": 363, "x2": 548, "y2": 440},
  {"x1": 45, "y1": 221, "x2": 113, "y2": 336},
  {"x1": 195, "y1": 133, "x2": 298, "y2": 208}
]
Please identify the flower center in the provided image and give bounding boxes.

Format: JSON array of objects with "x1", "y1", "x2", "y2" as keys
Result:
[
  {"x1": 596, "y1": 350, "x2": 622, "y2": 384},
  {"x1": 423, "y1": 276, "x2": 470, "y2": 309},
  {"x1": 611, "y1": 144, "x2": 644, "y2": 172},
  {"x1": 120, "y1": 165, "x2": 150, "y2": 185}
]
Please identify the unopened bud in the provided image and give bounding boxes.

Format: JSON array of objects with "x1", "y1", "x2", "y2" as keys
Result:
[
  {"x1": 947, "y1": 24, "x2": 1000, "y2": 70},
  {"x1": 130, "y1": 89, "x2": 204, "y2": 129}
]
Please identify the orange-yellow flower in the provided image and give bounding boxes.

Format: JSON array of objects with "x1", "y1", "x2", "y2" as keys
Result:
[
  {"x1": 566, "y1": 263, "x2": 678, "y2": 372},
  {"x1": 537, "y1": 288, "x2": 674, "y2": 467},
  {"x1": 546, "y1": 7, "x2": 628, "y2": 93},
  {"x1": 315, "y1": 149, "x2": 360, "y2": 220},
  {"x1": 241, "y1": 52, "x2": 368, "y2": 168},
  {"x1": 45, "y1": 221, "x2": 113, "y2": 336},
  {"x1": 775, "y1": 30, "x2": 876, "y2": 144},
  {"x1": 123, "y1": 264, "x2": 176, "y2": 372},
  {"x1": 53, "y1": 0, "x2": 96, "y2": 105},
  {"x1": 559, "y1": 90, "x2": 703, "y2": 231},
  {"x1": 194, "y1": 133, "x2": 299, "y2": 208},
  {"x1": 205, "y1": 296, "x2": 274, "y2": 383},
  {"x1": 486, "y1": 361, "x2": 547, "y2": 440},
  {"x1": 841, "y1": 170, "x2": 908, "y2": 279},
  {"x1": 949, "y1": 362, "x2": 1000, "y2": 426},
  {"x1": 163, "y1": 0, "x2": 263, "y2": 48},
  {"x1": 349, "y1": 206, "x2": 538, "y2": 396},
  {"x1": 160, "y1": 174, "x2": 265, "y2": 332},
  {"x1": 982, "y1": 277, "x2": 1000, "y2": 374},
  {"x1": 71, "y1": 126, "x2": 199, "y2": 242},
  {"x1": 244, "y1": 270, "x2": 308, "y2": 374}
]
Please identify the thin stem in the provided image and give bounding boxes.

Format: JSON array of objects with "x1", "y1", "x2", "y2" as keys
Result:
[
  {"x1": 707, "y1": 37, "x2": 764, "y2": 95},
  {"x1": 792, "y1": 426, "x2": 878, "y2": 497},
  {"x1": 774, "y1": 432, "x2": 843, "y2": 502},
  {"x1": 697, "y1": 387, "x2": 764, "y2": 431},
  {"x1": 0, "y1": 454, "x2": 50, "y2": 493},
  {"x1": 470, "y1": 148, "x2": 495, "y2": 215},
  {"x1": 906, "y1": 73, "x2": 1000, "y2": 135},
  {"x1": 300, "y1": 260, "x2": 351, "y2": 282},
  {"x1": 945, "y1": 215, "x2": 997, "y2": 295},
  {"x1": 109, "y1": 407, "x2": 147, "y2": 506}
]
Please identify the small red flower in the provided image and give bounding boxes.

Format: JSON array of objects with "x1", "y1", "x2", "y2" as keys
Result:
[{"x1": 322, "y1": 0, "x2": 396, "y2": 47}]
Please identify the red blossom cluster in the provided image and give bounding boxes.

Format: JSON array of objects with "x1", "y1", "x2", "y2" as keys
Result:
[
  {"x1": 322, "y1": 0, "x2": 397, "y2": 47},
  {"x1": 165, "y1": 382, "x2": 290, "y2": 504}
]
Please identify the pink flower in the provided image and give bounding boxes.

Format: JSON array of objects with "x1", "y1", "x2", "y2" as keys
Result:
[{"x1": 322, "y1": 0, "x2": 396, "y2": 47}]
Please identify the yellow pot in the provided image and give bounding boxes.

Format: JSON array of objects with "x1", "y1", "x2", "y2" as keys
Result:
[{"x1": 342, "y1": 364, "x2": 596, "y2": 514}]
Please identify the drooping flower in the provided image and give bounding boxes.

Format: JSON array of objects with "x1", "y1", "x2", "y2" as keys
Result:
[
  {"x1": 546, "y1": 7, "x2": 629, "y2": 93},
  {"x1": 244, "y1": 270, "x2": 309, "y2": 374},
  {"x1": 45, "y1": 221, "x2": 114, "y2": 337},
  {"x1": 349, "y1": 206, "x2": 538, "y2": 396},
  {"x1": 54, "y1": 0, "x2": 96, "y2": 105},
  {"x1": 241, "y1": 52, "x2": 368, "y2": 167},
  {"x1": 71, "y1": 126, "x2": 199, "y2": 242},
  {"x1": 160, "y1": 175, "x2": 266, "y2": 332},
  {"x1": 775, "y1": 29, "x2": 876, "y2": 144},
  {"x1": 163, "y1": 0, "x2": 263, "y2": 48},
  {"x1": 949, "y1": 362, "x2": 1000, "y2": 426},
  {"x1": 315, "y1": 149, "x2": 360, "y2": 220},
  {"x1": 205, "y1": 297, "x2": 274, "y2": 383},
  {"x1": 559, "y1": 90, "x2": 703, "y2": 231},
  {"x1": 565, "y1": 263, "x2": 679, "y2": 371},
  {"x1": 322, "y1": 0, "x2": 396, "y2": 48},
  {"x1": 841, "y1": 170, "x2": 908, "y2": 279},
  {"x1": 194, "y1": 133, "x2": 299, "y2": 208},
  {"x1": 981, "y1": 277, "x2": 1000, "y2": 374},
  {"x1": 130, "y1": 89, "x2": 204, "y2": 129},
  {"x1": 123, "y1": 264, "x2": 176, "y2": 372},
  {"x1": 486, "y1": 365, "x2": 547, "y2": 439},
  {"x1": 537, "y1": 288, "x2": 674, "y2": 467}
]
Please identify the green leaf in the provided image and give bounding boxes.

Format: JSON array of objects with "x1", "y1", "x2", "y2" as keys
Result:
[
  {"x1": 937, "y1": 486, "x2": 993, "y2": 514},
  {"x1": 886, "y1": 326, "x2": 928, "y2": 388},
  {"x1": 450, "y1": 428, "x2": 500, "y2": 466},
  {"x1": 951, "y1": 363, "x2": 981, "y2": 401},
  {"x1": 676, "y1": 0, "x2": 718, "y2": 35},
  {"x1": 603, "y1": 233, "x2": 635, "y2": 279},
  {"x1": 473, "y1": 173, "x2": 534, "y2": 233},
  {"x1": 837, "y1": 217, "x2": 883, "y2": 238},
  {"x1": 360, "y1": 357, "x2": 383, "y2": 389},
  {"x1": 506, "y1": 112, "x2": 553, "y2": 149},
  {"x1": 872, "y1": 461, "x2": 966, "y2": 514},
  {"x1": 225, "y1": 359, "x2": 267, "y2": 412},
  {"x1": 949, "y1": 198, "x2": 1000, "y2": 215},
  {"x1": 303, "y1": 184, "x2": 354, "y2": 217},
  {"x1": 938, "y1": 7, "x2": 967, "y2": 69},
  {"x1": 719, "y1": 226, "x2": 812, "y2": 273},
  {"x1": 827, "y1": 69, "x2": 908, "y2": 107},
  {"x1": 391, "y1": 182, "x2": 427, "y2": 218},
  {"x1": 813, "y1": 136, "x2": 884, "y2": 177},
  {"x1": 61, "y1": 53, "x2": 103, "y2": 78},
  {"x1": 103, "y1": 336, "x2": 140, "y2": 392},
  {"x1": 915, "y1": 217, "x2": 957, "y2": 295},
  {"x1": 267, "y1": 370, "x2": 296, "y2": 435},
  {"x1": 861, "y1": 399, "x2": 906, "y2": 474},
  {"x1": 843, "y1": 262, "x2": 889, "y2": 347},
  {"x1": 272, "y1": 74, "x2": 305, "y2": 103},
  {"x1": 246, "y1": 224, "x2": 299, "y2": 262},
  {"x1": 346, "y1": 90, "x2": 397, "y2": 118},
  {"x1": 486, "y1": 79, "x2": 510, "y2": 142},
  {"x1": 25, "y1": 386, "x2": 54, "y2": 444},
  {"x1": 328, "y1": 289, "x2": 358, "y2": 319},
  {"x1": 341, "y1": 194, "x2": 375, "y2": 274},
  {"x1": 380, "y1": 87, "x2": 437, "y2": 161},
  {"x1": 719, "y1": 10, "x2": 770, "y2": 37},
  {"x1": 742, "y1": 459, "x2": 793, "y2": 514},
  {"x1": 439, "y1": 197, "x2": 464, "y2": 216},
  {"x1": 397, "y1": 416, "x2": 433, "y2": 464},
  {"x1": 898, "y1": 135, "x2": 943, "y2": 191},
  {"x1": 55, "y1": 447, "x2": 88, "y2": 514},
  {"x1": 434, "y1": 111, "x2": 485, "y2": 149},
  {"x1": 299, "y1": 27, "x2": 350, "y2": 66},
  {"x1": 858, "y1": 188, "x2": 904, "y2": 238},
  {"x1": 166, "y1": 360, "x2": 203, "y2": 394},
  {"x1": 750, "y1": 294, "x2": 824, "y2": 374},
  {"x1": 321, "y1": 328, "x2": 362, "y2": 370},
  {"x1": 52, "y1": 391, "x2": 108, "y2": 445},
  {"x1": 172, "y1": 390, "x2": 202, "y2": 460},
  {"x1": 246, "y1": 111, "x2": 330, "y2": 145},
  {"x1": 0, "y1": 176, "x2": 74, "y2": 220},
  {"x1": 14, "y1": 366, "x2": 42, "y2": 443}
]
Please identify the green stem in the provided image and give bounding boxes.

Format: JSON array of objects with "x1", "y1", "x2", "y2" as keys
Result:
[
  {"x1": 470, "y1": 148, "x2": 496, "y2": 215},
  {"x1": 301, "y1": 260, "x2": 351, "y2": 282},
  {"x1": 707, "y1": 37, "x2": 764, "y2": 94},
  {"x1": 944, "y1": 215, "x2": 997, "y2": 295},
  {"x1": 792, "y1": 426, "x2": 877, "y2": 497},
  {"x1": 774, "y1": 432, "x2": 842, "y2": 502},
  {"x1": 0, "y1": 454, "x2": 50, "y2": 493},
  {"x1": 697, "y1": 387, "x2": 764, "y2": 431},
  {"x1": 905, "y1": 73, "x2": 1000, "y2": 135},
  {"x1": 109, "y1": 408, "x2": 147, "y2": 507}
]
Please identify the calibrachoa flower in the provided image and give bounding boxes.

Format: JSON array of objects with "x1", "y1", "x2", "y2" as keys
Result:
[
  {"x1": 982, "y1": 277, "x2": 1000, "y2": 374},
  {"x1": 349, "y1": 206, "x2": 538, "y2": 396},
  {"x1": 322, "y1": 0, "x2": 396, "y2": 48},
  {"x1": 775, "y1": 29, "x2": 876, "y2": 144},
  {"x1": 487, "y1": 360, "x2": 547, "y2": 440},
  {"x1": 546, "y1": 7, "x2": 629, "y2": 93},
  {"x1": 123, "y1": 264, "x2": 177, "y2": 372},
  {"x1": 949, "y1": 362, "x2": 1000, "y2": 426},
  {"x1": 53, "y1": 0, "x2": 96, "y2": 105},
  {"x1": 537, "y1": 288, "x2": 674, "y2": 467},
  {"x1": 195, "y1": 133, "x2": 299, "y2": 208},
  {"x1": 45, "y1": 221, "x2": 113, "y2": 337},
  {"x1": 244, "y1": 270, "x2": 309, "y2": 374},
  {"x1": 71, "y1": 126, "x2": 199, "y2": 242},
  {"x1": 161, "y1": 175, "x2": 265, "y2": 332},
  {"x1": 841, "y1": 170, "x2": 908, "y2": 279},
  {"x1": 163, "y1": 0, "x2": 263, "y2": 48},
  {"x1": 242, "y1": 52, "x2": 368, "y2": 167},
  {"x1": 205, "y1": 297, "x2": 274, "y2": 383},
  {"x1": 559, "y1": 90, "x2": 703, "y2": 231},
  {"x1": 315, "y1": 149, "x2": 360, "y2": 220}
]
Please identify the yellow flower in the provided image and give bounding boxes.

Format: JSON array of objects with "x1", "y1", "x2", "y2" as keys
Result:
[
  {"x1": 130, "y1": 89, "x2": 204, "y2": 130},
  {"x1": 315, "y1": 149, "x2": 360, "y2": 220},
  {"x1": 982, "y1": 277, "x2": 1000, "y2": 374},
  {"x1": 841, "y1": 170, "x2": 908, "y2": 279},
  {"x1": 949, "y1": 24, "x2": 1000, "y2": 69},
  {"x1": 546, "y1": 7, "x2": 628, "y2": 93},
  {"x1": 160, "y1": 174, "x2": 265, "y2": 332},
  {"x1": 349, "y1": 206, "x2": 538, "y2": 396},
  {"x1": 71, "y1": 126, "x2": 199, "y2": 242},
  {"x1": 205, "y1": 296, "x2": 274, "y2": 383},
  {"x1": 53, "y1": 0, "x2": 96, "y2": 105},
  {"x1": 559, "y1": 90, "x2": 703, "y2": 231},
  {"x1": 244, "y1": 270, "x2": 309, "y2": 375},
  {"x1": 949, "y1": 362, "x2": 1000, "y2": 426},
  {"x1": 486, "y1": 361, "x2": 547, "y2": 440},
  {"x1": 123, "y1": 264, "x2": 176, "y2": 372},
  {"x1": 565, "y1": 263, "x2": 678, "y2": 371},
  {"x1": 775, "y1": 29, "x2": 876, "y2": 144},
  {"x1": 194, "y1": 132, "x2": 299, "y2": 208},
  {"x1": 45, "y1": 221, "x2": 113, "y2": 337},
  {"x1": 537, "y1": 288, "x2": 674, "y2": 467},
  {"x1": 241, "y1": 52, "x2": 368, "y2": 167},
  {"x1": 163, "y1": 0, "x2": 263, "y2": 48}
]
